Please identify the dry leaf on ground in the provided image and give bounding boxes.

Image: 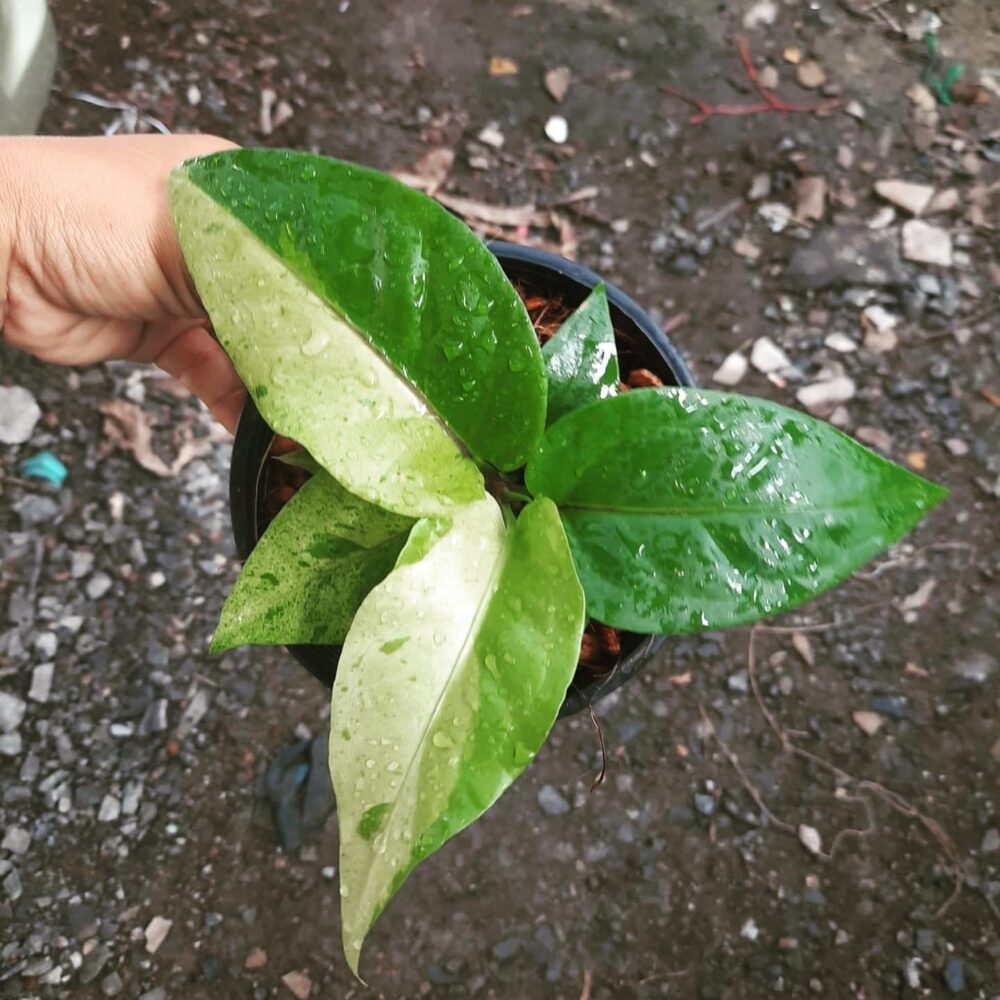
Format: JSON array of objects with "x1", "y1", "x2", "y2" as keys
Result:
[{"x1": 98, "y1": 401, "x2": 210, "y2": 478}]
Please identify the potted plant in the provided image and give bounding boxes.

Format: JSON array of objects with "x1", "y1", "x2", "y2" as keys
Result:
[{"x1": 169, "y1": 148, "x2": 946, "y2": 977}]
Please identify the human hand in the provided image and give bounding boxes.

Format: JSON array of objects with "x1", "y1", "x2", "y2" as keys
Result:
[{"x1": 0, "y1": 134, "x2": 245, "y2": 432}]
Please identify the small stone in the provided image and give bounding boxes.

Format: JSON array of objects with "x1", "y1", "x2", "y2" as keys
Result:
[
  {"x1": 71, "y1": 550, "x2": 95, "y2": 578},
  {"x1": 144, "y1": 915, "x2": 173, "y2": 954},
  {"x1": 29, "y1": 663, "x2": 54, "y2": 703},
  {"x1": 798, "y1": 824, "x2": 822, "y2": 855},
  {"x1": 845, "y1": 99, "x2": 865, "y2": 120},
  {"x1": 740, "y1": 918, "x2": 759, "y2": 941},
  {"x1": 537, "y1": 785, "x2": 570, "y2": 816},
  {"x1": 981, "y1": 829, "x2": 1000, "y2": 854},
  {"x1": 874, "y1": 179, "x2": 934, "y2": 216},
  {"x1": 78, "y1": 943, "x2": 111, "y2": 984},
  {"x1": 758, "y1": 65, "x2": 779, "y2": 90},
  {"x1": 668, "y1": 253, "x2": 698, "y2": 276},
  {"x1": 86, "y1": 573, "x2": 114, "y2": 601},
  {"x1": 944, "y1": 438, "x2": 969, "y2": 457},
  {"x1": 786, "y1": 227, "x2": 905, "y2": 290},
  {"x1": 903, "y1": 957, "x2": 921, "y2": 988},
  {"x1": 4, "y1": 867, "x2": 22, "y2": 900},
  {"x1": 245, "y1": 947, "x2": 268, "y2": 970},
  {"x1": 476, "y1": 123, "x2": 504, "y2": 149},
  {"x1": 952, "y1": 652, "x2": 996, "y2": 684},
  {"x1": 187, "y1": 84, "x2": 201, "y2": 105},
  {"x1": 747, "y1": 173, "x2": 771, "y2": 201},
  {"x1": 796, "y1": 377, "x2": 856, "y2": 412},
  {"x1": 109, "y1": 722, "x2": 134, "y2": 739},
  {"x1": 544, "y1": 115, "x2": 568, "y2": 144},
  {"x1": 281, "y1": 970, "x2": 312, "y2": 999},
  {"x1": 942, "y1": 957, "x2": 964, "y2": 993},
  {"x1": 750, "y1": 337, "x2": 793, "y2": 374},
  {"x1": 34, "y1": 631, "x2": 57, "y2": 658},
  {"x1": 732, "y1": 237, "x2": 761, "y2": 261},
  {"x1": 796, "y1": 60, "x2": 826, "y2": 89},
  {"x1": 926, "y1": 188, "x2": 959, "y2": 214},
  {"x1": 492, "y1": 939, "x2": 520, "y2": 960},
  {"x1": 0, "y1": 386, "x2": 42, "y2": 444},
  {"x1": 902, "y1": 220, "x2": 952, "y2": 267},
  {"x1": 861, "y1": 304, "x2": 899, "y2": 333},
  {"x1": 758, "y1": 202, "x2": 792, "y2": 233},
  {"x1": 855, "y1": 426, "x2": 892, "y2": 452},
  {"x1": 824, "y1": 333, "x2": 857, "y2": 353},
  {"x1": 852, "y1": 710, "x2": 884, "y2": 736},
  {"x1": 727, "y1": 670, "x2": 749, "y2": 694},
  {"x1": 713, "y1": 351, "x2": 748, "y2": 386},
  {"x1": 543, "y1": 66, "x2": 571, "y2": 103},
  {"x1": 101, "y1": 971, "x2": 124, "y2": 997},
  {"x1": 0, "y1": 733, "x2": 22, "y2": 757},
  {"x1": 870, "y1": 695, "x2": 907, "y2": 719},
  {"x1": 0, "y1": 692, "x2": 26, "y2": 733},
  {"x1": 139, "y1": 990, "x2": 167, "y2": 1000},
  {"x1": 98, "y1": 795, "x2": 121, "y2": 823},
  {"x1": 742, "y1": 0, "x2": 776, "y2": 28},
  {"x1": 694, "y1": 793, "x2": 716, "y2": 817},
  {"x1": 2, "y1": 826, "x2": 30, "y2": 855}
]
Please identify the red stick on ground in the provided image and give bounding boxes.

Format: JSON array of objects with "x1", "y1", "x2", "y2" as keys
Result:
[{"x1": 661, "y1": 37, "x2": 842, "y2": 124}]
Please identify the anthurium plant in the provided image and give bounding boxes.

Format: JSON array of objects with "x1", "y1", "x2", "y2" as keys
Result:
[{"x1": 169, "y1": 149, "x2": 946, "y2": 975}]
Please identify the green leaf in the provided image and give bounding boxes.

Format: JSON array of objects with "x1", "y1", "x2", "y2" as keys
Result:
[
  {"x1": 525, "y1": 388, "x2": 947, "y2": 633},
  {"x1": 541, "y1": 283, "x2": 619, "y2": 424},
  {"x1": 169, "y1": 150, "x2": 546, "y2": 502},
  {"x1": 169, "y1": 166, "x2": 482, "y2": 518},
  {"x1": 329, "y1": 496, "x2": 585, "y2": 975},
  {"x1": 211, "y1": 471, "x2": 413, "y2": 651}
]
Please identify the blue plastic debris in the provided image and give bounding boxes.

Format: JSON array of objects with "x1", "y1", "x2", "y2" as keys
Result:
[{"x1": 19, "y1": 451, "x2": 68, "y2": 488}]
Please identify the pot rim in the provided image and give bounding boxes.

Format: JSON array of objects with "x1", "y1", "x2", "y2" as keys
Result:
[{"x1": 228, "y1": 242, "x2": 696, "y2": 717}]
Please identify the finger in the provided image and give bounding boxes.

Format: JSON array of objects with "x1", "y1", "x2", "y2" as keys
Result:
[{"x1": 141, "y1": 320, "x2": 246, "y2": 434}]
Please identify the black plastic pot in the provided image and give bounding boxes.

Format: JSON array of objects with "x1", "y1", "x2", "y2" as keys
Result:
[{"x1": 229, "y1": 242, "x2": 695, "y2": 717}]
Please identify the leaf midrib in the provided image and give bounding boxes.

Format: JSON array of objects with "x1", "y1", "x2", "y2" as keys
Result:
[
  {"x1": 554, "y1": 498, "x2": 879, "y2": 517},
  {"x1": 354, "y1": 515, "x2": 510, "y2": 923},
  {"x1": 192, "y1": 175, "x2": 472, "y2": 463}
]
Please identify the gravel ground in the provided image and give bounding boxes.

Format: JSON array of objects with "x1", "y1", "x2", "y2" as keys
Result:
[{"x1": 2, "y1": 0, "x2": 999, "y2": 997}]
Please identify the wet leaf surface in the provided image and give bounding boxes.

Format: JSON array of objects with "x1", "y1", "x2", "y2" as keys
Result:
[
  {"x1": 329, "y1": 497, "x2": 585, "y2": 975},
  {"x1": 171, "y1": 149, "x2": 546, "y2": 480},
  {"x1": 212, "y1": 471, "x2": 413, "y2": 651},
  {"x1": 541, "y1": 283, "x2": 620, "y2": 425},
  {"x1": 526, "y1": 388, "x2": 947, "y2": 632}
]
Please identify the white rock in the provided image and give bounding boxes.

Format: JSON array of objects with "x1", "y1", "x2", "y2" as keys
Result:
[
  {"x1": 34, "y1": 632, "x2": 57, "y2": 659},
  {"x1": 868, "y1": 206, "x2": 896, "y2": 230},
  {"x1": 902, "y1": 220, "x2": 952, "y2": 267},
  {"x1": 861, "y1": 304, "x2": 899, "y2": 334},
  {"x1": 98, "y1": 795, "x2": 121, "y2": 823},
  {"x1": 798, "y1": 824, "x2": 822, "y2": 855},
  {"x1": 712, "y1": 351, "x2": 749, "y2": 386},
  {"x1": 758, "y1": 202, "x2": 792, "y2": 233},
  {"x1": 2, "y1": 826, "x2": 31, "y2": 855},
  {"x1": 29, "y1": 663, "x2": 54, "y2": 704},
  {"x1": 742, "y1": 0, "x2": 777, "y2": 28},
  {"x1": 926, "y1": 187, "x2": 959, "y2": 215},
  {"x1": 86, "y1": 572, "x2": 113, "y2": 601},
  {"x1": 845, "y1": 99, "x2": 866, "y2": 120},
  {"x1": 863, "y1": 328, "x2": 898, "y2": 354},
  {"x1": 796, "y1": 377, "x2": 856, "y2": 411},
  {"x1": 186, "y1": 84, "x2": 201, "y2": 106},
  {"x1": 0, "y1": 386, "x2": 42, "y2": 445},
  {"x1": 750, "y1": 337, "x2": 793, "y2": 374},
  {"x1": 852, "y1": 710, "x2": 884, "y2": 736},
  {"x1": 476, "y1": 123, "x2": 504, "y2": 149},
  {"x1": 747, "y1": 173, "x2": 771, "y2": 201},
  {"x1": 740, "y1": 917, "x2": 760, "y2": 941},
  {"x1": 144, "y1": 915, "x2": 173, "y2": 955},
  {"x1": 824, "y1": 333, "x2": 857, "y2": 353},
  {"x1": 544, "y1": 115, "x2": 568, "y2": 144},
  {"x1": 0, "y1": 734, "x2": 22, "y2": 756},
  {"x1": 0, "y1": 692, "x2": 26, "y2": 733},
  {"x1": 874, "y1": 179, "x2": 934, "y2": 216}
]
